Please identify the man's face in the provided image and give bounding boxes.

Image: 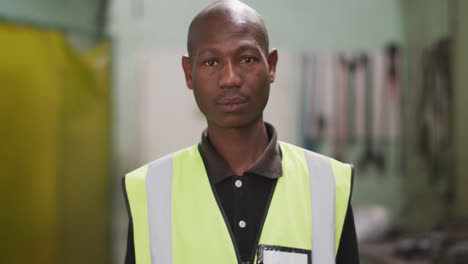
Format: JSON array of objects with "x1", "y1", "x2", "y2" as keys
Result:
[{"x1": 182, "y1": 16, "x2": 278, "y2": 129}]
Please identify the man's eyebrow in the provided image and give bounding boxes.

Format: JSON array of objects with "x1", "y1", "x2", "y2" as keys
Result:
[
  {"x1": 197, "y1": 48, "x2": 220, "y2": 56},
  {"x1": 237, "y1": 44, "x2": 262, "y2": 53}
]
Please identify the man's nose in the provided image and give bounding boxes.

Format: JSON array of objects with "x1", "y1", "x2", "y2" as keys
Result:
[{"x1": 218, "y1": 61, "x2": 242, "y2": 88}]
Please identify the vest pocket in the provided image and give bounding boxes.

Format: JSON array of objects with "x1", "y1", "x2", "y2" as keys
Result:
[{"x1": 257, "y1": 245, "x2": 311, "y2": 264}]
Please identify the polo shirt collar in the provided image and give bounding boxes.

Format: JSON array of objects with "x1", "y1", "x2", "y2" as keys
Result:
[{"x1": 199, "y1": 122, "x2": 283, "y2": 183}]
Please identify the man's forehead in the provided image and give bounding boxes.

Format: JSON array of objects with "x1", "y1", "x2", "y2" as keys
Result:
[
  {"x1": 191, "y1": 26, "x2": 264, "y2": 56},
  {"x1": 187, "y1": 1, "x2": 269, "y2": 57},
  {"x1": 195, "y1": 17, "x2": 259, "y2": 39}
]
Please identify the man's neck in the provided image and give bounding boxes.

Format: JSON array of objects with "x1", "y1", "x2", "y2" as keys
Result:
[{"x1": 207, "y1": 119, "x2": 269, "y2": 176}]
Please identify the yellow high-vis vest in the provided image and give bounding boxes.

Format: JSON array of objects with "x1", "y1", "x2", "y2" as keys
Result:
[{"x1": 124, "y1": 142, "x2": 353, "y2": 264}]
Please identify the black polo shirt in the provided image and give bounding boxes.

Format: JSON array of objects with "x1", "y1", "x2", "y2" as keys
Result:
[{"x1": 124, "y1": 123, "x2": 359, "y2": 264}]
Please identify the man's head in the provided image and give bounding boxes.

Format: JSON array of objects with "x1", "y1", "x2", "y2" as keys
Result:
[{"x1": 182, "y1": 0, "x2": 278, "y2": 129}]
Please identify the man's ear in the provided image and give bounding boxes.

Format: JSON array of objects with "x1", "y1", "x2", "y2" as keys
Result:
[
  {"x1": 181, "y1": 56, "x2": 193, "y2": 89},
  {"x1": 267, "y1": 49, "x2": 278, "y2": 83}
]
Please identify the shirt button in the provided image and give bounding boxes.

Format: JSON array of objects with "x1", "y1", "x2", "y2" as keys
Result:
[
  {"x1": 239, "y1": 220, "x2": 246, "y2": 228},
  {"x1": 235, "y1": 179, "x2": 243, "y2": 188}
]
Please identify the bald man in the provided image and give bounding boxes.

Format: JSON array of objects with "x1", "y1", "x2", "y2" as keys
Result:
[{"x1": 123, "y1": 1, "x2": 359, "y2": 263}]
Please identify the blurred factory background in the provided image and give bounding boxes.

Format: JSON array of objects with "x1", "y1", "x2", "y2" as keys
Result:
[{"x1": 0, "y1": 0, "x2": 467, "y2": 263}]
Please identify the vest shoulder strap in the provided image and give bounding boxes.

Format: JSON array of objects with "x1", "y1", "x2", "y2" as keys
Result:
[
  {"x1": 279, "y1": 142, "x2": 353, "y2": 262},
  {"x1": 124, "y1": 147, "x2": 197, "y2": 264}
]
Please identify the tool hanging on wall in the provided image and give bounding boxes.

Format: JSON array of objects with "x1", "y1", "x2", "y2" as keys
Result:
[
  {"x1": 417, "y1": 38, "x2": 453, "y2": 200},
  {"x1": 346, "y1": 57, "x2": 357, "y2": 144},
  {"x1": 332, "y1": 55, "x2": 351, "y2": 161},
  {"x1": 357, "y1": 54, "x2": 385, "y2": 172},
  {"x1": 384, "y1": 44, "x2": 402, "y2": 141},
  {"x1": 355, "y1": 52, "x2": 367, "y2": 143}
]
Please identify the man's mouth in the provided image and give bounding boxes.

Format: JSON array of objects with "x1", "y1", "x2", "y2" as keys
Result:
[
  {"x1": 216, "y1": 96, "x2": 248, "y2": 112},
  {"x1": 217, "y1": 96, "x2": 247, "y2": 105}
]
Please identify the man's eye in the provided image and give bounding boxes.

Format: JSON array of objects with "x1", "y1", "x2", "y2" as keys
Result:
[
  {"x1": 241, "y1": 56, "x2": 255, "y2": 64},
  {"x1": 204, "y1": 59, "x2": 218, "y2": 66}
]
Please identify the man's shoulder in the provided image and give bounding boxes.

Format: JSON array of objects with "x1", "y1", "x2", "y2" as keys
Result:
[
  {"x1": 279, "y1": 141, "x2": 354, "y2": 190},
  {"x1": 278, "y1": 140, "x2": 326, "y2": 158},
  {"x1": 278, "y1": 141, "x2": 351, "y2": 167},
  {"x1": 125, "y1": 145, "x2": 199, "y2": 177}
]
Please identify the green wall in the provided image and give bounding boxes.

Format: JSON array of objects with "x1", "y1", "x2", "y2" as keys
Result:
[
  {"x1": 109, "y1": 0, "x2": 402, "y2": 50},
  {"x1": 0, "y1": 0, "x2": 102, "y2": 34},
  {"x1": 0, "y1": 0, "x2": 105, "y2": 50}
]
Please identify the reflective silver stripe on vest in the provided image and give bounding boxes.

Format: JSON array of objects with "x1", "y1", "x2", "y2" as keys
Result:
[
  {"x1": 304, "y1": 150, "x2": 336, "y2": 264},
  {"x1": 146, "y1": 154, "x2": 174, "y2": 263}
]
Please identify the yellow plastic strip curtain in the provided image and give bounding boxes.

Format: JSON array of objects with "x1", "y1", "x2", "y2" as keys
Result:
[{"x1": 0, "y1": 22, "x2": 110, "y2": 264}]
